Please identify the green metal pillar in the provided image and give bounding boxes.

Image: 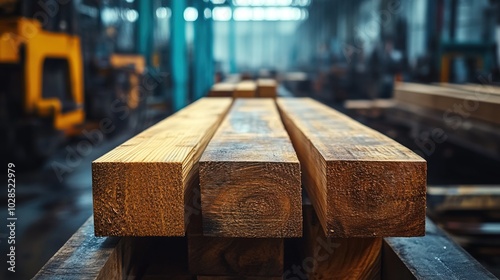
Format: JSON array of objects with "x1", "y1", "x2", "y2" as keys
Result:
[
  {"x1": 138, "y1": 0, "x2": 153, "y2": 63},
  {"x1": 171, "y1": 0, "x2": 188, "y2": 111},
  {"x1": 228, "y1": 4, "x2": 237, "y2": 73}
]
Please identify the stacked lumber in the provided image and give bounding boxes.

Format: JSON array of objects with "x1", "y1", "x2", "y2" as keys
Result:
[
  {"x1": 257, "y1": 79, "x2": 278, "y2": 98},
  {"x1": 200, "y1": 99, "x2": 302, "y2": 238},
  {"x1": 92, "y1": 96, "x2": 427, "y2": 279},
  {"x1": 92, "y1": 98, "x2": 233, "y2": 236},
  {"x1": 394, "y1": 82, "x2": 500, "y2": 125},
  {"x1": 234, "y1": 81, "x2": 257, "y2": 98},
  {"x1": 277, "y1": 98, "x2": 426, "y2": 237},
  {"x1": 208, "y1": 83, "x2": 236, "y2": 97},
  {"x1": 36, "y1": 216, "x2": 498, "y2": 280}
]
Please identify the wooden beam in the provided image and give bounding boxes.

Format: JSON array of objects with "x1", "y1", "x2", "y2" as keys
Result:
[
  {"x1": 300, "y1": 202, "x2": 381, "y2": 280},
  {"x1": 277, "y1": 98, "x2": 426, "y2": 238},
  {"x1": 209, "y1": 83, "x2": 235, "y2": 97},
  {"x1": 188, "y1": 236, "x2": 283, "y2": 277},
  {"x1": 93, "y1": 98, "x2": 233, "y2": 236},
  {"x1": 395, "y1": 82, "x2": 500, "y2": 125},
  {"x1": 234, "y1": 81, "x2": 257, "y2": 98},
  {"x1": 200, "y1": 99, "x2": 302, "y2": 238},
  {"x1": 257, "y1": 79, "x2": 277, "y2": 98},
  {"x1": 382, "y1": 217, "x2": 497, "y2": 280}
]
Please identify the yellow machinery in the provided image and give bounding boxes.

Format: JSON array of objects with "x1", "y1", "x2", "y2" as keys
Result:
[
  {"x1": 0, "y1": 1, "x2": 147, "y2": 164},
  {"x1": 0, "y1": 17, "x2": 84, "y2": 131}
]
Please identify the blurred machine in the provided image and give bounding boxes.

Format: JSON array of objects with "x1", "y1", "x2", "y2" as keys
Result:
[{"x1": 0, "y1": 0, "x2": 146, "y2": 164}]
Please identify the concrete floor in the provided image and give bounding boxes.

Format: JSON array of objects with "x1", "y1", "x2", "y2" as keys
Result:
[{"x1": 0, "y1": 131, "x2": 135, "y2": 280}]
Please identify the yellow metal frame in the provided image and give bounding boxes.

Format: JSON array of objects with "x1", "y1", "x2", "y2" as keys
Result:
[
  {"x1": 110, "y1": 54, "x2": 145, "y2": 110},
  {"x1": 0, "y1": 18, "x2": 84, "y2": 130}
]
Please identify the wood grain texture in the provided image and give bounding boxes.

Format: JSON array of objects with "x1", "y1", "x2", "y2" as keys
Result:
[
  {"x1": 209, "y1": 83, "x2": 236, "y2": 97},
  {"x1": 382, "y1": 217, "x2": 497, "y2": 280},
  {"x1": 200, "y1": 99, "x2": 302, "y2": 238},
  {"x1": 395, "y1": 82, "x2": 500, "y2": 125},
  {"x1": 93, "y1": 98, "x2": 233, "y2": 236},
  {"x1": 188, "y1": 236, "x2": 283, "y2": 276},
  {"x1": 257, "y1": 79, "x2": 277, "y2": 98},
  {"x1": 277, "y1": 98, "x2": 426, "y2": 238},
  {"x1": 301, "y1": 202, "x2": 381, "y2": 280},
  {"x1": 234, "y1": 81, "x2": 257, "y2": 98},
  {"x1": 34, "y1": 218, "x2": 121, "y2": 280}
]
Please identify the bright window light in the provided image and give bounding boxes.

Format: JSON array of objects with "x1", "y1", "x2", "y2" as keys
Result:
[
  {"x1": 184, "y1": 7, "x2": 199, "y2": 22},
  {"x1": 224, "y1": 7, "x2": 307, "y2": 21},
  {"x1": 204, "y1": 8, "x2": 212, "y2": 19},
  {"x1": 233, "y1": 0, "x2": 294, "y2": 6},
  {"x1": 213, "y1": 7, "x2": 232, "y2": 21},
  {"x1": 124, "y1": 9, "x2": 138, "y2": 22},
  {"x1": 156, "y1": 7, "x2": 171, "y2": 19}
]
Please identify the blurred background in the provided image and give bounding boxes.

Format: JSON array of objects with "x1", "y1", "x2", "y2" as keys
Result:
[{"x1": 0, "y1": 0, "x2": 500, "y2": 278}]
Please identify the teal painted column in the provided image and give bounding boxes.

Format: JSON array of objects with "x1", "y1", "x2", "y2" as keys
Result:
[
  {"x1": 193, "y1": 1, "x2": 215, "y2": 100},
  {"x1": 138, "y1": 0, "x2": 152, "y2": 63},
  {"x1": 228, "y1": 4, "x2": 237, "y2": 73},
  {"x1": 193, "y1": 0, "x2": 206, "y2": 100},
  {"x1": 206, "y1": 3, "x2": 214, "y2": 90},
  {"x1": 171, "y1": 0, "x2": 188, "y2": 111}
]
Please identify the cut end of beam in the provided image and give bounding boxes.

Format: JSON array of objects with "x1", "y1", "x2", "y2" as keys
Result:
[{"x1": 200, "y1": 99, "x2": 302, "y2": 238}]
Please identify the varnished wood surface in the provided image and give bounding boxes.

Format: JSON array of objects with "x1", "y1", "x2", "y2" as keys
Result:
[
  {"x1": 277, "y1": 98, "x2": 426, "y2": 238},
  {"x1": 395, "y1": 82, "x2": 500, "y2": 125},
  {"x1": 234, "y1": 81, "x2": 257, "y2": 98},
  {"x1": 200, "y1": 99, "x2": 302, "y2": 237},
  {"x1": 257, "y1": 79, "x2": 278, "y2": 98},
  {"x1": 302, "y1": 202, "x2": 382, "y2": 280},
  {"x1": 93, "y1": 98, "x2": 233, "y2": 236}
]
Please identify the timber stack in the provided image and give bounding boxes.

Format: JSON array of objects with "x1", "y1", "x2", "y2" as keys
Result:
[{"x1": 88, "y1": 93, "x2": 427, "y2": 279}]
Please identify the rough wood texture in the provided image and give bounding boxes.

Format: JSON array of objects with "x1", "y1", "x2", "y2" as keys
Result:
[
  {"x1": 395, "y1": 82, "x2": 500, "y2": 125},
  {"x1": 300, "y1": 201, "x2": 381, "y2": 280},
  {"x1": 188, "y1": 236, "x2": 283, "y2": 277},
  {"x1": 34, "y1": 217, "x2": 150, "y2": 280},
  {"x1": 382, "y1": 217, "x2": 497, "y2": 280},
  {"x1": 200, "y1": 99, "x2": 302, "y2": 237},
  {"x1": 209, "y1": 83, "x2": 235, "y2": 97},
  {"x1": 277, "y1": 98, "x2": 426, "y2": 238},
  {"x1": 93, "y1": 98, "x2": 233, "y2": 236},
  {"x1": 234, "y1": 81, "x2": 257, "y2": 98},
  {"x1": 34, "y1": 218, "x2": 120, "y2": 280},
  {"x1": 257, "y1": 79, "x2": 277, "y2": 98}
]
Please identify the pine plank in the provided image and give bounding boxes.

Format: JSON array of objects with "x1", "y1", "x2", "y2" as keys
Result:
[
  {"x1": 277, "y1": 97, "x2": 426, "y2": 238},
  {"x1": 257, "y1": 79, "x2": 277, "y2": 98},
  {"x1": 209, "y1": 83, "x2": 235, "y2": 97},
  {"x1": 200, "y1": 99, "x2": 302, "y2": 238},
  {"x1": 395, "y1": 82, "x2": 500, "y2": 125},
  {"x1": 93, "y1": 98, "x2": 233, "y2": 236},
  {"x1": 234, "y1": 81, "x2": 257, "y2": 98}
]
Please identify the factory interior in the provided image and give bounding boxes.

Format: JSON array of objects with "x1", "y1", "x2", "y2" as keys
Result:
[{"x1": 1, "y1": 0, "x2": 500, "y2": 279}]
